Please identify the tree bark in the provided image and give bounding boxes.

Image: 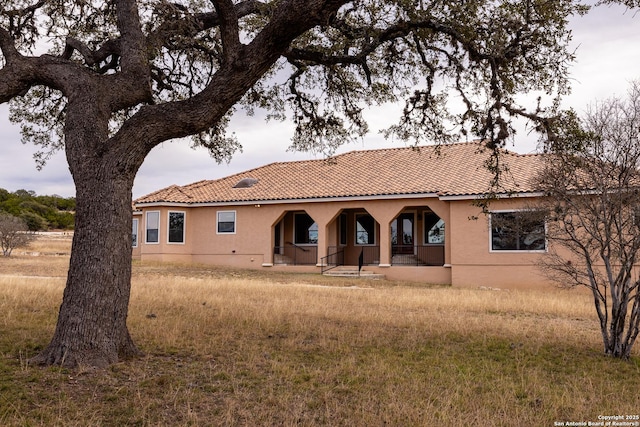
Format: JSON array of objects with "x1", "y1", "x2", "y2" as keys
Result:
[
  {"x1": 30, "y1": 165, "x2": 141, "y2": 367},
  {"x1": 30, "y1": 168, "x2": 141, "y2": 368}
]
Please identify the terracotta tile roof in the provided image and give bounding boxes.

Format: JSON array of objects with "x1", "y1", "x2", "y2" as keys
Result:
[{"x1": 134, "y1": 142, "x2": 544, "y2": 205}]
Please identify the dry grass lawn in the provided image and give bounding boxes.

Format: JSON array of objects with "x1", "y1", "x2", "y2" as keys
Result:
[{"x1": 0, "y1": 234, "x2": 639, "y2": 426}]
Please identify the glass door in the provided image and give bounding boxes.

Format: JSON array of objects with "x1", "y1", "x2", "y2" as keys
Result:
[{"x1": 391, "y1": 213, "x2": 414, "y2": 255}]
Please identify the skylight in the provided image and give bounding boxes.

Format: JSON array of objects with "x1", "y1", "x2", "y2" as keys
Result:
[{"x1": 233, "y1": 177, "x2": 259, "y2": 188}]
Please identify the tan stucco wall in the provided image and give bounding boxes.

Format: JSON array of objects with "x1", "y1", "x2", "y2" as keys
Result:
[
  {"x1": 137, "y1": 207, "x2": 193, "y2": 257},
  {"x1": 134, "y1": 196, "x2": 558, "y2": 289},
  {"x1": 447, "y1": 198, "x2": 555, "y2": 289}
]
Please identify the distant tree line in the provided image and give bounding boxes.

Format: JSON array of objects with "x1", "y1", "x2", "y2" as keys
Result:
[{"x1": 0, "y1": 188, "x2": 75, "y2": 230}]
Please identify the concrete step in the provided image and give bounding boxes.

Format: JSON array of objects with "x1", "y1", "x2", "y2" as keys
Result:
[{"x1": 322, "y1": 267, "x2": 385, "y2": 280}]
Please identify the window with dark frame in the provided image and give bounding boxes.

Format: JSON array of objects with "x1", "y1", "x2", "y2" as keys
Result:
[
  {"x1": 294, "y1": 213, "x2": 318, "y2": 244},
  {"x1": 168, "y1": 211, "x2": 185, "y2": 243},
  {"x1": 491, "y1": 211, "x2": 546, "y2": 251},
  {"x1": 424, "y1": 211, "x2": 445, "y2": 244},
  {"x1": 355, "y1": 213, "x2": 375, "y2": 245},
  {"x1": 339, "y1": 213, "x2": 347, "y2": 246}
]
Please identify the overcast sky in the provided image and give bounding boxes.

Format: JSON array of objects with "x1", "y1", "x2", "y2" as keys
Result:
[{"x1": 0, "y1": 3, "x2": 638, "y2": 199}]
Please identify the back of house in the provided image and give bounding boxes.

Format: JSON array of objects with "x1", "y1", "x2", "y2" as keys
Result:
[{"x1": 132, "y1": 142, "x2": 551, "y2": 289}]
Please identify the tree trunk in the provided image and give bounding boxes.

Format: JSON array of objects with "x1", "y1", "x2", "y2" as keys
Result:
[
  {"x1": 600, "y1": 288, "x2": 638, "y2": 359},
  {"x1": 30, "y1": 165, "x2": 141, "y2": 368}
]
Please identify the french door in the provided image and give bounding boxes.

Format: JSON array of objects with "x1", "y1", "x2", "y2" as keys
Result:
[{"x1": 391, "y1": 213, "x2": 414, "y2": 255}]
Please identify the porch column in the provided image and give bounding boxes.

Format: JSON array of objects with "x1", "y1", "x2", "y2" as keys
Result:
[
  {"x1": 260, "y1": 207, "x2": 286, "y2": 267},
  {"x1": 377, "y1": 224, "x2": 391, "y2": 266},
  {"x1": 316, "y1": 221, "x2": 329, "y2": 266},
  {"x1": 425, "y1": 200, "x2": 451, "y2": 266},
  {"x1": 365, "y1": 206, "x2": 397, "y2": 267},
  {"x1": 304, "y1": 206, "x2": 340, "y2": 267}
]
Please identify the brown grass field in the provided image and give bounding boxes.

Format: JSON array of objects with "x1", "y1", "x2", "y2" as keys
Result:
[{"x1": 0, "y1": 234, "x2": 639, "y2": 426}]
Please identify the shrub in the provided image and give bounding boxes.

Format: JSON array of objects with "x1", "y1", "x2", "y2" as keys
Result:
[{"x1": 0, "y1": 213, "x2": 35, "y2": 256}]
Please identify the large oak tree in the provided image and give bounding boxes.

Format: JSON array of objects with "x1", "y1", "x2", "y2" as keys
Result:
[{"x1": 1, "y1": 0, "x2": 586, "y2": 367}]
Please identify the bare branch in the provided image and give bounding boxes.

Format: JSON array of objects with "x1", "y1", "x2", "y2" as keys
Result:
[{"x1": 0, "y1": 213, "x2": 35, "y2": 257}]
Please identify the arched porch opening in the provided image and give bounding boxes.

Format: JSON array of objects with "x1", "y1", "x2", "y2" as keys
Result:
[
  {"x1": 324, "y1": 208, "x2": 380, "y2": 269},
  {"x1": 273, "y1": 210, "x2": 318, "y2": 265},
  {"x1": 390, "y1": 207, "x2": 445, "y2": 266}
]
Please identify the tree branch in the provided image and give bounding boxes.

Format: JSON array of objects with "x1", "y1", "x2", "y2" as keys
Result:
[
  {"x1": 112, "y1": 0, "x2": 152, "y2": 105},
  {"x1": 59, "y1": 1, "x2": 261, "y2": 75},
  {"x1": 284, "y1": 18, "x2": 485, "y2": 67},
  {"x1": 0, "y1": 30, "x2": 34, "y2": 102},
  {"x1": 0, "y1": 0, "x2": 46, "y2": 18},
  {"x1": 62, "y1": 37, "x2": 101, "y2": 65},
  {"x1": 0, "y1": 27, "x2": 20, "y2": 62},
  {"x1": 110, "y1": 0, "x2": 350, "y2": 164},
  {"x1": 146, "y1": 0, "x2": 267, "y2": 54},
  {"x1": 0, "y1": 0, "x2": 46, "y2": 34},
  {"x1": 212, "y1": 0, "x2": 242, "y2": 65}
]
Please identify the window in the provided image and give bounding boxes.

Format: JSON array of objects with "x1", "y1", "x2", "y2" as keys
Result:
[
  {"x1": 217, "y1": 211, "x2": 236, "y2": 234},
  {"x1": 294, "y1": 213, "x2": 318, "y2": 244},
  {"x1": 424, "y1": 212, "x2": 445, "y2": 244},
  {"x1": 132, "y1": 218, "x2": 139, "y2": 247},
  {"x1": 491, "y1": 211, "x2": 546, "y2": 252},
  {"x1": 355, "y1": 213, "x2": 375, "y2": 245},
  {"x1": 145, "y1": 211, "x2": 160, "y2": 244},
  {"x1": 339, "y1": 213, "x2": 347, "y2": 246},
  {"x1": 168, "y1": 211, "x2": 185, "y2": 243}
]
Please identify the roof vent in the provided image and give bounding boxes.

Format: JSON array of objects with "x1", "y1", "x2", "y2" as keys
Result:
[{"x1": 233, "y1": 177, "x2": 259, "y2": 188}]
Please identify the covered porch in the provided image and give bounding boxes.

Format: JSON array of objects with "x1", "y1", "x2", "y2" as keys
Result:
[{"x1": 270, "y1": 201, "x2": 448, "y2": 275}]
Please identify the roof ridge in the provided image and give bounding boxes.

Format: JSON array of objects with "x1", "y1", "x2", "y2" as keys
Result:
[
  {"x1": 171, "y1": 184, "x2": 195, "y2": 199},
  {"x1": 271, "y1": 141, "x2": 492, "y2": 167},
  {"x1": 333, "y1": 140, "x2": 487, "y2": 156}
]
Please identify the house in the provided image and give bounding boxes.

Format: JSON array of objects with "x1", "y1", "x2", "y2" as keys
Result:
[{"x1": 132, "y1": 142, "x2": 552, "y2": 289}]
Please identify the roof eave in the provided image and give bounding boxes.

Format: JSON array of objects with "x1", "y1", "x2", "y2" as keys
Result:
[
  {"x1": 438, "y1": 191, "x2": 544, "y2": 201},
  {"x1": 133, "y1": 192, "x2": 445, "y2": 208},
  {"x1": 133, "y1": 191, "x2": 545, "y2": 209}
]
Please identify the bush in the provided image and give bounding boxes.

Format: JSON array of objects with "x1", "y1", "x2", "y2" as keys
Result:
[
  {"x1": 0, "y1": 188, "x2": 75, "y2": 231},
  {"x1": 0, "y1": 213, "x2": 35, "y2": 256},
  {"x1": 20, "y1": 211, "x2": 49, "y2": 231}
]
